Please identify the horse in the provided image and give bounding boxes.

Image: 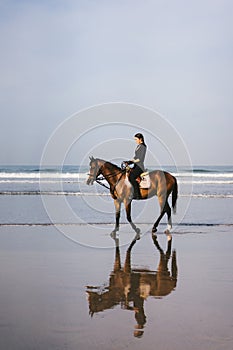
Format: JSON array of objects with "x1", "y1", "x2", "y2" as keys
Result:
[
  {"x1": 86, "y1": 157, "x2": 178, "y2": 235},
  {"x1": 86, "y1": 233, "x2": 178, "y2": 337}
]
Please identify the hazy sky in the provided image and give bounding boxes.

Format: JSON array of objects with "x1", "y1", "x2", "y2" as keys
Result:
[{"x1": 1, "y1": 0, "x2": 232, "y2": 165}]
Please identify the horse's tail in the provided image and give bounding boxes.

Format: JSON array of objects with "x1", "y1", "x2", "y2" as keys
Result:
[{"x1": 172, "y1": 176, "x2": 178, "y2": 214}]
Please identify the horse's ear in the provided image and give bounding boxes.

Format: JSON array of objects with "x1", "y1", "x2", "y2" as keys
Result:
[{"x1": 89, "y1": 156, "x2": 95, "y2": 161}]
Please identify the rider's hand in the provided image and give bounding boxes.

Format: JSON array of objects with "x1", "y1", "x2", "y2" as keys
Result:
[{"x1": 121, "y1": 161, "x2": 133, "y2": 170}]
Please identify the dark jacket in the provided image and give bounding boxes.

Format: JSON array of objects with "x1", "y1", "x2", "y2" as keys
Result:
[{"x1": 133, "y1": 144, "x2": 147, "y2": 171}]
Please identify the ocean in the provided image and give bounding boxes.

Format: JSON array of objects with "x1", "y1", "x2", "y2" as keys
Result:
[{"x1": 0, "y1": 165, "x2": 232, "y2": 229}]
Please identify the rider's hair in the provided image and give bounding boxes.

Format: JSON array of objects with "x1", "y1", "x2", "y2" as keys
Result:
[{"x1": 134, "y1": 133, "x2": 146, "y2": 146}]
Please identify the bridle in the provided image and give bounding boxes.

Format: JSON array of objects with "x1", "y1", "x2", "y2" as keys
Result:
[
  {"x1": 88, "y1": 160, "x2": 125, "y2": 191},
  {"x1": 88, "y1": 159, "x2": 99, "y2": 182}
]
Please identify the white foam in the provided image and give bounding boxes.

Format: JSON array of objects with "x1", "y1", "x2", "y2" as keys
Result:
[
  {"x1": 0, "y1": 172, "x2": 87, "y2": 180},
  {"x1": 175, "y1": 172, "x2": 233, "y2": 178},
  {"x1": 181, "y1": 180, "x2": 233, "y2": 184}
]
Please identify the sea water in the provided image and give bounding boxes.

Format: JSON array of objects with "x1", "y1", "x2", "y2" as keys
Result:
[{"x1": 0, "y1": 165, "x2": 232, "y2": 228}]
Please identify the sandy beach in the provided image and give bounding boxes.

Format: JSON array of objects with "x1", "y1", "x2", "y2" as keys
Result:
[{"x1": 0, "y1": 221, "x2": 232, "y2": 350}]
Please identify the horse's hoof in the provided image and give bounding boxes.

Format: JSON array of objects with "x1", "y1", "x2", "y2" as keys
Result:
[
  {"x1": 110, "y1": 231, "x2": 115, "y2": 239},
  {"x1": 152, "y1": 233, "x2": 157, "y2": 240},
  {"x1": 110, "y1": 230, "x2": 118, "y2": 239},
  {"x1": 164, "y1": 229, "x2": 172, "y2": 241}
]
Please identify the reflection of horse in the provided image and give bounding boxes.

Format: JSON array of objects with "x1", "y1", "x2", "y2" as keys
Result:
[
  {"x1": 86, "y1": 234, "x2": 178, "y2": 338},
  {"x1": 86, "y1": 157, "x2": 178, "y2": 234}
]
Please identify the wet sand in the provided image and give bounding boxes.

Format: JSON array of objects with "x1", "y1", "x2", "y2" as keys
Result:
[{"x1": 0, "y1": 224, "x2": 232, "y2": 350}]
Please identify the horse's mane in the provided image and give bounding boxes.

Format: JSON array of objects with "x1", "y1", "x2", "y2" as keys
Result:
[{"x1": 97, "y1": 159, "x2": 122, "y2": 171}]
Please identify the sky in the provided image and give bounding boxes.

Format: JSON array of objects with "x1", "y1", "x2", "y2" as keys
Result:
[{"x1": 0, "y1": 0, "x2": 233, "y2": 165}]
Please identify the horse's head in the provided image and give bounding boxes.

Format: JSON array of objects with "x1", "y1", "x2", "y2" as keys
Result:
[{"x1": 86, "y1": 156, "x2": 101, "y2": 185}]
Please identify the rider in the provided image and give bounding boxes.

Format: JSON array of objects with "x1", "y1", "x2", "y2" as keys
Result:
[{"x1": 127, "y1": 133, "x2": 147, "y2": 199}]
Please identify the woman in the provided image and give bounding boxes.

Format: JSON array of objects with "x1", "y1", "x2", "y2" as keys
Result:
[{"x1": 128, "y1": 133, "x2": 147, "y2": 199}]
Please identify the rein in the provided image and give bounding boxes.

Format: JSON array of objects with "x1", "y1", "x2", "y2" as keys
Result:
[
  {"x1": 95, "y1": 169, "x2": 125, "y2": 194},
  {"x1": 95, "y1": 177, "x2": 110, "y2": 190}
]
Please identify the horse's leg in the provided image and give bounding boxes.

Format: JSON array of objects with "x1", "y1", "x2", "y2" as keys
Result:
[
  {"x1": 152, "y1": 210, "x2": 166, "y2": 234},
  {"x1": 164, "y1": 201, "x2": 172, "y2": 238},
  {"x1": 112, "y1": 199, "x2": 121, "y2": 234},
  {"x1": 152, "y1": 194, "x2": 167, "y2": 234},
  {"x1": 124, "y1": 199, "x2": 140, "y2": 236}
]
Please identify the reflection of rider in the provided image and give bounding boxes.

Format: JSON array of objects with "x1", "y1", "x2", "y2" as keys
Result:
[
  {"x1": 131, "y1": 275, "x2": 147, "y2": 338},
  {"x1": 122, "y1": 242, "x2": 147, "y2": 338},
  {"x1": 129, "y1": 133, "x2": 147, "y2": 199}
]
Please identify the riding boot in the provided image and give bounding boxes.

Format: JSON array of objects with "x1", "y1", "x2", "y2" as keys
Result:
[{"x1": 133, "y1": 182, "x2": 141, "y2": 199}]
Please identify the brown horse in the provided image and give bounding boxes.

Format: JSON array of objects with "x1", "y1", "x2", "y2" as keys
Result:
[
  {"x1": 86, "y1": 233, "x2": 178, "y2": 337},
  {"x1": 86, "y1": 157, "x2": 178, "y2": 234}
]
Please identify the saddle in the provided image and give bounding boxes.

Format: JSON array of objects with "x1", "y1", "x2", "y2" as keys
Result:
[
  {"x1": 136, "y1": 172, "x2": 151, "y2": 189},
  {"x1": 123, "y1": 162, "x2": 151, "y2": 190}
]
